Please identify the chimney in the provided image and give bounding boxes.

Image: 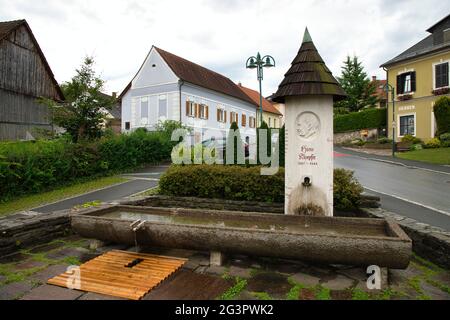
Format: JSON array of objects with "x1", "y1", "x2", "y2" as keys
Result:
[
  {"x1": 238, "y1": 82, "x2": 242, "y2": 87},
  {"x1": 372, "y1": 76, "x2": 377, "y2": 82}
]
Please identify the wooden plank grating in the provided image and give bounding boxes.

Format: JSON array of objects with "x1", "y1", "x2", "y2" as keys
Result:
[{"x1": 47, "y1": 250, "x2": 187, "y2": 300}]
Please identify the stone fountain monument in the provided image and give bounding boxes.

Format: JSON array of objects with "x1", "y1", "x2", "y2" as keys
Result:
[{"x1": 272, "y1": 28, "x2": 347, "y2": 217}]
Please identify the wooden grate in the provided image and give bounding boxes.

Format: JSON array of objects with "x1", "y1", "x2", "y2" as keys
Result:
[{"x1": 47, "y1": 250, "x2": 187, "y2": 300}]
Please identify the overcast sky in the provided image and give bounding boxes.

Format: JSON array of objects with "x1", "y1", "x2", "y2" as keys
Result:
[{"x1": 1, "y1": 0, "x2": 449, "y2": 96}]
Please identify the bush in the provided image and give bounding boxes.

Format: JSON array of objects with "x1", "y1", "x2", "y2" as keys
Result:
[
  {"x1": 0, "y1": 130, "x2": 173, "y2": 202},
  {"x1": 159, "y1": 165, "x2": 285, "y2": 203},
  {"x1": 159, "y1": 165, "x2": 363, "y2": 211},
  {"x1": 401, "y1": 134, "x2": 423, "y2": 145},
  {"x1": 424, "y1": 138, "x2": 441, "y2": 149},
  {"x1": 334, "y1": 108, "x2": 387, "y2": 133},
  {"x1": 440, "y1": 133, "x2": 450, "y2": 148},
  {"x1": 434, "y1": 97, "x2": 450, "y2": 136},
  {"x1": 377, "y1": 137, "x2": 392, "y2": 144},
  {"x1": 333, "y1": 169, "x2": 364, "y2": 211}
]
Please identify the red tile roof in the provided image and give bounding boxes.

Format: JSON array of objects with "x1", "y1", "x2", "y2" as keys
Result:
[
  {"x1": 371, "y1": 78, "x2": 388, "y2": 101},
  {"x1": 237, "y1": 84, "x2": 282, "y2": 116},
  {"x1": 120, "y1": 47, "x2": 257, "y2": 107}
]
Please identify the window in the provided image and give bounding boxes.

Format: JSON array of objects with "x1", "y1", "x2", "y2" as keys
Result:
[
  {"x1": 249, "y1": 116, "x2": 256, "y2": 128},
  {"x1": 230, "y1": 112, "x2": 238, "y2": 124},
  {"x1": 269, "y1": 118, "x2": 272, "y2": 127},
  {"x1": 186, "y1": 101, "x2": 196, "y2": 117},
  {"x1": 399, "y1": 115, "x2": 415, "y2": 136},
  {"x1": 159, "y1": 95, "x2": 167, "y2": 119},
  {"x1": 274, "y1": 119, "x2": 277, "y2": 128},
  {"x1": 435, "y1": 62, "x2": 449, "y2": 89},
  {"x1": 397, "y1": 72, "x2": 416, "y2": 94},
  {"x1": 242, "y1": 114, "x2": 247, "y2": 127},
  {"x1": 217, "y1": 108, "x2": 226, "y2": 122},
  {"x1": 198, "y1": 104, "x2": 209, "y2": 119},
  {"x1": 125, "y1": 122, "x2": 131, "y2": 130},
  {"x1": 141, "y1": 97, "x2": 149, "y2": 125}
]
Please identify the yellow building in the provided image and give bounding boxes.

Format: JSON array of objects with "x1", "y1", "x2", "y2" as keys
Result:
[{"x1": 381, "y1": 14, "x2": 450, "y2": 142}]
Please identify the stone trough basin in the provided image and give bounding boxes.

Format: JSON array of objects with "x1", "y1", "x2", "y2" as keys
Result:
[{"x1": 71, "y1": 205, "x2": 412, "y2": 269}]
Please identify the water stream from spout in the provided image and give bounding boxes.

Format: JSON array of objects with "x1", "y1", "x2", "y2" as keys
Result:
[
  {"x1": 304, "y1": 186, "x2": 310, "y2": 228},
  {"x1": 133, "y1": 230, "x2": 139, "y2": 253}
]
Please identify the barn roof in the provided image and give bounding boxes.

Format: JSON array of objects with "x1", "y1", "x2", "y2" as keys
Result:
[
  {"x1": 271, "y1": 28, "x2": 346, "y2": 103},
  {"x1": 120, "y1": 46, "x2": 258, "y2": 107},
  {"x1": 0, "y1": 19, "x2": 64, "y2": 101}
]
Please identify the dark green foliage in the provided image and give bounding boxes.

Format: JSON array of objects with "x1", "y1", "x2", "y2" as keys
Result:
[
  {"x1": 334, "y1": 55, "x2": 378, "y2": 112},
  {"x1": 440, "y1": 133, "x2": 450, "y2": 148},
  {"x1": 334, "y1": 108, "x2": 387, "y2": 133},
  {"x1": 40, "y1": 57, "x2": 116, "y2": 143},
  {"x1": 257, "y1": 121, "x2": 271, "y2": 164},
  {"x1": 159, "y1": 165, "x2": 363, "y2": 211},
  {"x1": 401, "y1": 134, "x2": 423, "y2": 145},
  {"x1": 159, "y1": 165, "x2": 285, "y2": 203},
  {"x1": 433, "y1": 97, "x2": 450, "y2": 136},
  {"x1": 333, "y1": 169, "x2": 364, "y2": 211},
  {"x1": 226, "y1": 122, "x2": 244, "y2": 165},
  {"x1": 0, "y1": 130, "x2": 172, "y2": 202},
  {"x1": 279, "y1": 125, "x2": 285, "y2": 167}
]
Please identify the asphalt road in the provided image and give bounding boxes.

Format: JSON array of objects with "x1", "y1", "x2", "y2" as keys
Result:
[
  {"x1": 334, "y1": 147, "x2": 450, "y2": 231},
  {"x1": 33, "y1": 166, "x2": 168, "y2": 214}
]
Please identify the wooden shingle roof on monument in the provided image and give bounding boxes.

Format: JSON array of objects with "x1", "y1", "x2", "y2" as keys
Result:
[{"x1": 271, "y1": 28, "x2": 346, "y2": 103}]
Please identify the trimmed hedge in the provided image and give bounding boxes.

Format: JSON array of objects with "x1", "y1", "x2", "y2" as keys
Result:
[
  {"x1": 434, "y1": 97, "x2": 450, "y2": 136},
  {"x1": 334, "y1": 108, "x2": 387, "y2": 133},
  {"x1": 0, "y1": 130, "x2": 173, "y2": 202},
  {"x1": 159, "y1": 165, "x2": 363, "y2": 210},
  {"x1": 159, "y1": 165, "x2": 285, "y2": 203}
]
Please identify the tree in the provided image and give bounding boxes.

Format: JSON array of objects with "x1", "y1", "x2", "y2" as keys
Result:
[
  {"x1": 334, "y1": 56, "x2": 378, "y2": 112},
  {"x1": 226, "y1": 121, "x2": 245, "y2": 165},
  {"x1": 257, "y1": 121, "x2": 271, "y2": 165},
  {"x1": 42, "y1": 57, "x2": 116, "y2": 142},
  {"x1": 434, "y1": 96, "x2": 450, "y2": 136}
]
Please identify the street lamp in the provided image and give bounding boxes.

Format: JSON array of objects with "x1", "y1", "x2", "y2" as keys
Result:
[
  {"x1": 246, "y1": 53, "x2": 276, "y2": 126},
  {"x1": 384, "y1": 83, "x2": 396, "y2": 158}
]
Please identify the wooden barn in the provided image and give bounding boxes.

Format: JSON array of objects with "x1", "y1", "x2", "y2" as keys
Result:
[{"x1": 0, "y1": 19, "x2": 64, "y2": 141}]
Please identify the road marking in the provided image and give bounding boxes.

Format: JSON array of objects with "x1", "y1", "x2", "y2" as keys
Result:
[
  {"x1": 364, "y1": 186, "x2": 450, "y2": 217},
  {"x1": 121, "y1": 176, "x2": 160, "y2": 181}
]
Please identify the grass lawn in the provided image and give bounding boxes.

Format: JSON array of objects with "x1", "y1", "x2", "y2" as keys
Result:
[
  {"x1": 397, "y1": 148, "x2": 450, "y2": 165},
  {"x1": 0, "y1": 175, "x2": 129, "y2": 216}
]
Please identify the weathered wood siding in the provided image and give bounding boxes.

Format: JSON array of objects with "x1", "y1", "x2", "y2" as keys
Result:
[{"x1": 0, "y1": 24, "x2": 59, "y2": 141}]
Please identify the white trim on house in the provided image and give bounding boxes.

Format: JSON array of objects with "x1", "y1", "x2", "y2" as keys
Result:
[
  {"x1": 183, "y1": 91, "x2": 257, "y2": 115},
  {"x1": 397, "y1": 112, "x2": 417, "y2": 138},
  {"x1": 432, "y1": 59, "x2": 450, "y2": 90},
  {"x1": 132, "y1": 82, "x2": 179, "y2": 90}
]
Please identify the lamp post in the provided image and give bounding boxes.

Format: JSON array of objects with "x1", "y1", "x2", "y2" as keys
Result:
[
  {"x1": 384, "y1": 83, "x2": 396, "y2": 158},
  {"x1": 246, "y1": 53, "x2": 276, "y2": 126}
]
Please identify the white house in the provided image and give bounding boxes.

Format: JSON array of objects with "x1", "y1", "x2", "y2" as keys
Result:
[{"x1": 119, "y1": 46, "x2": 258, "y2": 144}]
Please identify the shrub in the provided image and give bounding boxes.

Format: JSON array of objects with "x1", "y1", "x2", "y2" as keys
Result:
[
  {"x1": 334, "y1": 108, "x2": 387, "y2": 133},
  {"x1": 333, "y1": 169, "x2": 364, "y2": 211},
  {"x1": 401, "y1": 134, "x2": 423, "y2": 145},
  {"x1": 159, "y1": 165, "x2": 284, "y2": 203},
  {"x1": 434, "y1": 97, "x2": 450, "y2": 136},
  {"x1": 377, "y1": 137, "x2": 392, "y2": 144},
  {"x1": 279, "y1": 125, "x2": 285, "y2": 167},
  {"x1": 424, "y1": 138, "x2": 441, "y2": 149},
  {"x1": 159, "y1": 165, "x2": 363, "y2": 211},
  {"x1": 0, "y1": 130, "x2": 173, "y2": 202},
  {"x1": 440, "y1": 133, "x2": 450, "y2": 148}
]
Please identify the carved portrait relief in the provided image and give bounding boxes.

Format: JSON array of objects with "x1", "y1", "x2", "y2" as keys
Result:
[{"x1": 295, "y1": 112, "x2": 320, "y2": 141}]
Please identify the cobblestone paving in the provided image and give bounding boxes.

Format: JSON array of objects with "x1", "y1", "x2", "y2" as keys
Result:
[{"x1": 0, "y1": 236, "x2": 449, "y2": 300}]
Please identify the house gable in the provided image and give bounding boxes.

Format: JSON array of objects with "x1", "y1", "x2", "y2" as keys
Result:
[{"x1": 132, "y1": 47, "x2": 179, "y2": 89}]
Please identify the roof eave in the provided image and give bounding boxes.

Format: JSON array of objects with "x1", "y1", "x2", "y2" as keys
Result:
[{"x1": 380, "y1": 43, "x2": 450, "y2": 68}]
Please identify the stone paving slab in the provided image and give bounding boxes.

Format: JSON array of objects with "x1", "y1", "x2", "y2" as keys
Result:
[
  {"x1": 20, "y1": 284, "x2": 84, "y2": 300},
  {"x1": 290, "y1": 273, "x2": 321, "y2": 287},
  {"x1": 0, "y1": 281, "x2": 34, "y2": 300},
  {"x1": 30, "y1": 264, "x2": 70, "y2": 284},
  {"x1": 321, "y1": 275, "x2": 356, "y2": 291}
]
